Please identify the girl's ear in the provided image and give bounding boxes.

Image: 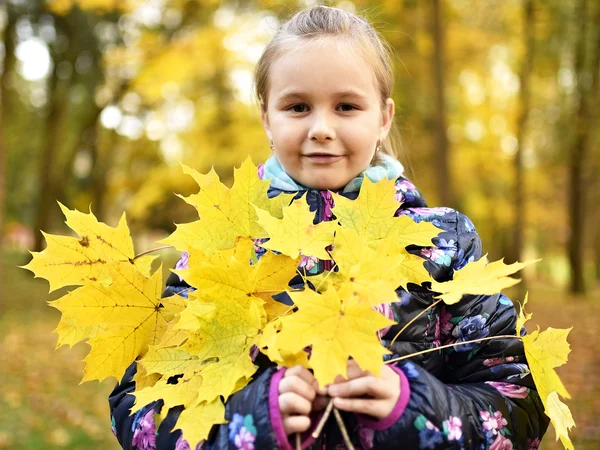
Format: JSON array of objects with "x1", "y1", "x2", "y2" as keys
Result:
[
  {"x1": 260, "y1": 102, "x2": 272, "y2": 140},
  {"x1": 380, "y1": 98, "x2": 395, "y2": 139}
]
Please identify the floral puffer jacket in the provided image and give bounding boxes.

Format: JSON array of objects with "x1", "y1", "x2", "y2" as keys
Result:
[{"x1": 109, "y1": 175, "x2": 549, "y2": 450}]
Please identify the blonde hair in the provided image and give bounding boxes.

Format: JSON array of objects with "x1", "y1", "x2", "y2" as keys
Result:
[{"x1": 253, "y1": 5, "x2": 404, "y2": 161}]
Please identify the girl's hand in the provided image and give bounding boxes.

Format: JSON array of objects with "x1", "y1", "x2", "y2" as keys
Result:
[
  {"x1": 279, "y1": 365, "x2": 329, "y2": 436},
  {"x1": 326, "y1": 359, "x2": 400, "y2": 420}
]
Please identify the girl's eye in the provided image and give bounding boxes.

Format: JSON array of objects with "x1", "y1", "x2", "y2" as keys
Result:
[
  {"x1": 338, "y1": 104, "x2": 358, "y2": 112},
  {"x1": 289, "y1": 104, "x2": 308, "y2": 113}
]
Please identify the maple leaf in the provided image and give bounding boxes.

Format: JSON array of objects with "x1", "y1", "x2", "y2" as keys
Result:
[
  {"x1": 21, "y1": 202, "x2": 155, "y2": 291},
  {"x1": 314, "y1": 228, "x2": 431, "y2": 306},
  {"x1": 254, "y1": 198, "x2": 337, "y2": 259},
  {"x1": 518, "y1": 295, "x2": 574, "y2": 449},
  {"x1": 49, "y1": 264, "x2": 169, "y2": 381},
  {"x1": 138, "y1": 347, "x2": 205, "y2": 377},
  {"x1": 160, "y1": 157, "x2": 293, "y2": 255},
  {"x1": 275, "y1": 287, "x2": 394, "y2": 385},
  {"x1": 174, "y1": 238, "x2": 298, "y2": 317},
  {"x1": 176, "y1": 399, "x2": 227, "y2": 448},
  {"x1": 131, "y1": 370, "x2": 204, "y2": 417},
  {"x1": 429, "y1": 257, "x2": 539, "y2": 304},
  {"x1": 331, "y1": 178, "x2": 439, "y2": 246}
]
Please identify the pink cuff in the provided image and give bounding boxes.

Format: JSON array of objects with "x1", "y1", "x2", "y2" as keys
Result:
[
  {"x1": 268, "y1": 368, "x2": 323, "y2": 450},
  {"x1": 357, "y1": 366, "x2": 411, "y2": 431}
]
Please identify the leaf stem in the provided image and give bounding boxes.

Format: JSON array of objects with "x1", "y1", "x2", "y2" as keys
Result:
[
  {"x1": 384, "y1": 335, "x2": 522, "y2": 365},
  {"x1": 316, "y1": 263, "x2": 338, "y2": 292},
  {"x1": 295, "y1": 433, "x2": 301, "y2": 450},
  {"x1": 134, "y1": 246, "x2": 173, "y2": 260},
  {"x1": 333, "y1": 407, "x2": 355, "y2": 450},
  {"x1": 312, "y1": 398, "x2": 334, "y2": 438},
  {"x1": 390, "y1": 299, "x2": 443, "y2": 346}
]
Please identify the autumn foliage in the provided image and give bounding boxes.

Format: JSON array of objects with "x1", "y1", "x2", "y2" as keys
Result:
[{"x1": 23, "y1": 158, "x2": 574, "y2": 449}]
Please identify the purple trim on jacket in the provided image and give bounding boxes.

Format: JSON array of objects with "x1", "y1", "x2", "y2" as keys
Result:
[
  {"x1": 357, "y1": 366, "x2": 411, "y2": 430},
  {"x1": 269, "y1": 368, "x2": 322, "y2": 450}
]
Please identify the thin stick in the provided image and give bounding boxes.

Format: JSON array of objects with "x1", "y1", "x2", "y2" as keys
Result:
[
  {"x1": 384, "y1": 335, "x2": 522, "y2": 365},
  {"x1": 315, "y1": 263, "x2": 338, "y2": 292},
  {"x1": 390, "y1": 299, "x2": 443, "y2": 346},
  {"x1": 312, "y1": 398, "x2": 334, "y2": 438},
  {"x1": 295, "y1": 432, "x2": 301, "y2": 450},
  {"x1": 333, "y1": 407, "x2": 355, "y2": 450},
  {"x1": 134, "y1": 245, "x2": 173, "y2": 259}
]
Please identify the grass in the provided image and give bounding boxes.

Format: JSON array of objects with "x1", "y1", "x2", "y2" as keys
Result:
[{"x1": 1, "y1": 249, "x2": 598, "y2": 449}]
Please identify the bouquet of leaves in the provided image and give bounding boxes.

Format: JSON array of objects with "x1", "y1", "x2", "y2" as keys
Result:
[{"x1": 23, "y1": 158, "x2": 575, "y2": 449}]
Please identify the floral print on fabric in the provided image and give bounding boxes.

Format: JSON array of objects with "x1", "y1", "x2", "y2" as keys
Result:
[
  {"x1": 414, "y1": 415, "x2": 445, "y2": 449},
  {"x1": 175, "y1": 252, "x2": 190, "y2": 281},
  {"x1": 480, "y1": 407, "x2": 513, "y2": 449},
  {"x1": 228, "y1": 413, "x2": 257, "y2": 450},
  {"x1": 394, "y1": 178, "x2": 419, "y2": 203},
  {"x1": 131, "y1": 408, "x2": 157, "y2": 450},
  {"x1": 486, "y1": 382, "x2": 530, "y2": 399},
  {"x1": 451, "y1": 314, "x2": 490, "y2": 352}
]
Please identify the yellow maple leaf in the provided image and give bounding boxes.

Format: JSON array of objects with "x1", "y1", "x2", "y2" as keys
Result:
[
  {"x1": 53, "y1": 316, "x2": 104, "y2": 349},
  {"x1": 195, "y1": 349, "x2": 258, "y2": 403},
  {"x1": 276, "y1": 287, "x2": 394, "y2": 385},
  {"x1": 516, "y1": 293, "x2": 533, "y2": 335},
  {"x1": 182, "y1": 296, "x2": 262, "y2": 362},
  {"x1": 259, "y1": 318, "x2": 310, "y2": 368},
  {"x1": 160, "y1": 157, "x2": 293, "y2": 255},
  {"x1": 254, "y1": 198, "x2": 337, "y2": 260},
  {"x1": 175, "y1": 239, "x2": 298, "y2": 317},
  {"x1": 331, "y1": 178, "x2": 439, "y2": 246},
  {"x1": 176, "y1": 399, "x2": 227, "y2": 448},
  {"x1": 314, "y1": 228, "x2": 431, "y2": 306},
  {"x1": 49, "y1": 264, "x2": 169, "y2": 382},
  {"x1": 138, "y1": 347, "x2": 205, "y2": 377},
  {"x1": 429, "y1": 257, "x2": 539, "y2": 304},
  {"x1": 21, "y1": 203, "x2": 153, "y2": 291},
  {"x1": 546, "y1": 392, "x2": 576, "y2": 450},
  {"x1": 523, "y1": 326, "x2": 574, "y2": 449},
  {"x1": 131, "y1": 370, "x2": 204, "y2": 417}
]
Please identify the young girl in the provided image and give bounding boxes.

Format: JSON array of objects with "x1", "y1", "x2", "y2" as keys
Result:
[{"x1": 110, "y1": 6, "x2": 549, "y2": 450}]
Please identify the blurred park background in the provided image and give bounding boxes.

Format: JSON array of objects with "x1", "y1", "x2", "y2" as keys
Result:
[{"x1": 0, "y1": 0, "x2": 598, "y2": 449}]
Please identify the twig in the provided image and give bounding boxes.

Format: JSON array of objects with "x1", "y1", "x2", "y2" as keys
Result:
[
  {"x1": 333, "y1": 407, "x2": 355, "y2": 450},
  {"x1": 316, "y1": 262, "x2": 338, "y2": 292},
  {"x1": 384, "y1": 335, "x2": 523, "y2": 364},
  {"x1": 312, "y1": 398, "x2": 334, "y2": 438},
  {"x1": 390, "y1": 299, "x2": 442, "y2": 346},
  {"x1": 133, "y1": 245, "x2": 173, "y2": 259},
  {"x1": 295, "y1": 432, "x2": 301, "y2": 450}
]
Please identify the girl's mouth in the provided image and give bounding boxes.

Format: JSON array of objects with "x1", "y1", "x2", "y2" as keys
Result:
[{"x1": 305, "y1": 154, "x2": 343, "y2": 164}]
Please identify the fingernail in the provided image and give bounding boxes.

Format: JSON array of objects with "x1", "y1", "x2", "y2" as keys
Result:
[{"x1": 328, "y1": 386, "x2": 338, "y2": 396}]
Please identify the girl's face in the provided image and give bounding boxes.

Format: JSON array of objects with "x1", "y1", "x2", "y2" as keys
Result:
[{"x1": 261, "y1": 39, "x2": 395, "y2": 190}]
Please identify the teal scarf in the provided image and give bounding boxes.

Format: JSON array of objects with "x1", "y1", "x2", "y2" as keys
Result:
[{"x1": 261, "y1": 153, "x2": 404, "y2": 193}]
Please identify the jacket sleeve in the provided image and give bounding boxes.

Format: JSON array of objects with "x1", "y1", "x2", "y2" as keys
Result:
[
  {"x1": 359, "y1": 212, "x2": 550, "y2": 450},
  {"x1": 109, "y1": 255, "x2": 286, "y2": 450}
]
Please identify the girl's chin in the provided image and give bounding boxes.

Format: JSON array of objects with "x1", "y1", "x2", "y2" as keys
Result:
[{"x1": 297, "y1": 174, "x2": 354, "y2": 191}]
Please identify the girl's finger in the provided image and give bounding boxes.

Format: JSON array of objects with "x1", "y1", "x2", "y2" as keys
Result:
[
  {"x1": 312, "y1": 394, "x2": 330, "y2": 411},
  {"x1": 327, "y1": 375, "x2": 386, "y2": 399},
  {"x1": 279, "y1": 392, "x2": 312, "y2": 416},
  {"x1": 345, "y1": 359, "x2": 369, "y2": 380},
  {"x1": 285, "y1": 365, "x2": 315, "y2": 384},
  {"x1": 279, "y1": 375, "x2": 316, "y2": 401},
  {"x1": 283, "y1": 415, "x2": 311, "y2": 435},
  {"x1": 332, "y1": 396, "x2": 382, "y2": 418}
]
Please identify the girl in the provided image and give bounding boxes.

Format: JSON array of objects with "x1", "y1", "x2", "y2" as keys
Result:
[{"x1": 110, "y1": 6, "x2": 549, "y2": 450}]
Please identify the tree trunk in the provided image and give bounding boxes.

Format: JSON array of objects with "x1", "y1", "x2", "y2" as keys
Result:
[
  {"x1": 0, "y1": 4, "x2": 16, "y2": 268},
  {"x1": 431, "y1": 0, "x2": 454, "y2": 207},
  {"x1": 32, "y1": 56, "x2": 69, "y2": 251},
  {"x1": 568, "y1": 0, "x2": 598, "y2": 295},
  {"x1": 509, "y1": 0, "x2": 535, "y2": 299}
]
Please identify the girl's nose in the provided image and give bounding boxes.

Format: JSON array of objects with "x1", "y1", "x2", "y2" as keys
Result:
[{"x1": 308, "y1": 111, "x2": 336, "y2": 142}]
